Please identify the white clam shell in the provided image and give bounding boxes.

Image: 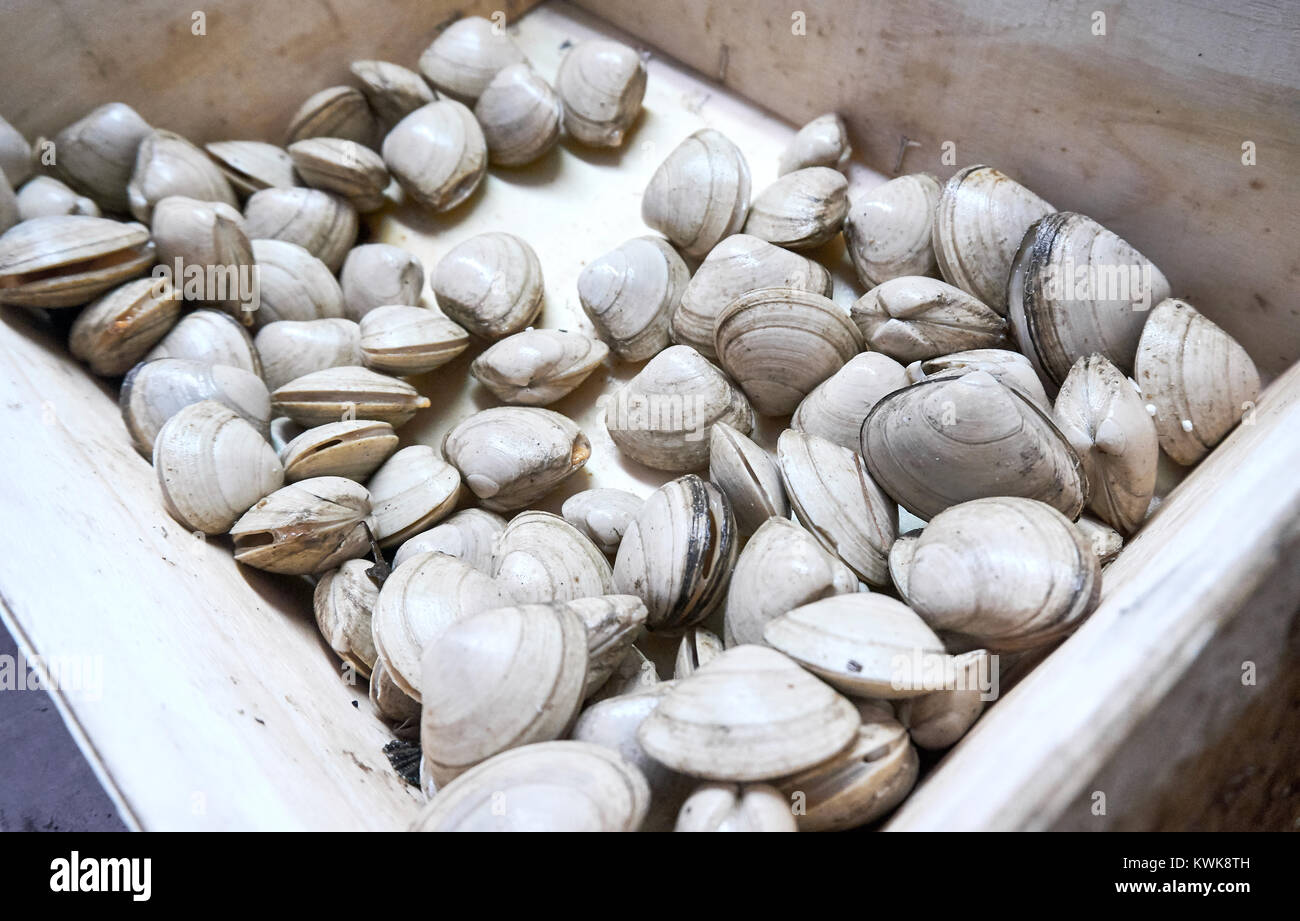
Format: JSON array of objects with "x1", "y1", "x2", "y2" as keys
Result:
[
  {"x1": 578, "y1": 235, "x2": 688, "y2": 361},
  {"x1": 204, "y1": 140, "x2": 300, "y2": 199},
  {"x1": 369, "y1": 659, "x2": 420, "y2": 732},
  {"x1": 895, "y1": 651, "x2": 991, "y2": 750},
  {"x1": 254, "y1": 318, "x2": 362, "y2": 391},
  {"x1": 555, "y1": 39, "x2": 647, "y2": 147},
  {"x1": 285, "y1": 86, "x2": 377, "y2": 148},
  {"x1": 270, "y1": 365, "x2": 430, "y2": 428},
  {"x1": 288, "y1": 137, "x2": 390, "y2": 213},
  {"x1": 442, "y1": 406, "x2": 590, "y2": 511},
  {"x1": 470, "y1": 328, "x2": 608, "y2": 405},
  {"x1": 359, "y1": 304, "x2": 470, "y2": 376},
  {"x1": 392, "y1": 508, "x2": 506, "y2": 572},
  {"x1": 313, "y1": 558, "x2": 380, "y2": 677},
  {"x1": 52, "y1": 103, "x2": 152, "y2": 212},
  {"x1": 779, "y1": 113, "x2": 851, "y2": 175},
  {"x1": 382, "y1": 100, "x2": 487, "y2": 212},
  {"x1": 243, "y1": 187, "x2": 358, "y2": 273},
  {"x1": 229, "y1": 475, "x2": 372, "y2": 575},
  {"x1": 642, "y1": 129, "x2": 751, "y2": 259},
  {"x1": 850, "y1": 275, "x2": 1008, "y2": 363},
  {"x1": 417, "y1": 16, "x2": 528, "y2": 103},
  {"x1": 150, "y1": 195, "x2": 254, "y2": 320},
  {"x1": 1075, "y1": 514, "x2": 1124, "y2": 565},
  {"x1": 366, "y1": 445, "x2": 461, "y2": 548},
  {"x1": 674, "y1": 783, "x2": 797, "y2": 832},
  {"x1": 250, "y1": 238, "x2": 346, "y2": 328},
  {"x1": 791, "y1": 351, "x2": 910, "y2": 451},
  {"x1": 350, "y1": 59, "x2": 438, "y2": 129},
  {"x1": 0, "y1": 114, "x2": 34, "y2": 188},
  {"x1": 69, "y1": 277, "x2": 181, "y2": 376},
  {"x1": 432, "y1": 232, "x2": 543, "y2": 339},
  {"x1": 587, "y1": 645, "x2": 660, "y2": 704},
  {"x1": 907, "y1": 348, "x2": 1050, "y2": 411},
  {"x1": 561, "y1": 488, "x2": 643, "y2": 556},
  {"x1": 280, "y1": 419, "x2": 398, "y2": 482},
  {"x1": 707, "y1": 422, "x2": 788, "y2": 534},
  {"x1": 127, "y1": 130, "x2": 237, "y2": 223},
  {"x1": 490, "y1": 510, "x2": 614, "y2": 604},
  {"x1": 475, "y1": 63, "x2": 563, "y2": 166},
  {"x1": 842, "y1": 173, "x2": 941, "y2": 287},
  {"x1": 340, "y1": 243, "x2": 425, "y2": 324},
  {"x1": 0, "y1": 215, "x2": 154, "y2": 308},
  {"x1": 743, "y1": 167, "x2": 848, "y2": 251},
  {"x1": 120, "y1": 357, "x2": 271, "y2": 456},
  {"x1": 672, "y1": 627, "x2": 724, "y2": 680},
  {"x1": 569, "y1": 594, "x2": 649, "y2": 697},
  {"x1": 15, "y1": 176, "x2": 100, "y2": 220},
  {"x1": 146, "y1": 308, "x2": 261, "y2": 377}
]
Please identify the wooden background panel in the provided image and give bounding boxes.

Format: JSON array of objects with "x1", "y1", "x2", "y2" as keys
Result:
[{"x1": 574, "y1": 0, "x2": 1300, "y2": 377}]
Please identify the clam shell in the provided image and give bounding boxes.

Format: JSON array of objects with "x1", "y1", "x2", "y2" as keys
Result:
[
  {"x1": 490, "y1": 510, "x2": 614, "y2": 603},
  {"x1": 707, "y1": 421, "x2": 788, "y2": 534},
  {"x1": 777, "y1": 429, "x2": 897, "y2": 587},
  {"x1": 791, "y1": 351, "x2": 910, "y2": 451},
  {"x1": 931, "y1": 164, "x2": 1054, "y2": 315},
  {"x1": 431, "y1": 231, "x2": 543, "y2": 338},
  {"x1": 366, "y1": 445, "x2": 461, "y2": 548},
  {"x1": 52, "y1": 103, "x2": 152, "y2": 212},
  {"x1": 1076, "y1": 514, "x2": 1124, "y2": 565},
  {"x1": 743, "y1": 167, "x2": 848, "y2": 250},
  {"x1": 442, "y1": 406, "x2": 590, "y2": 510},
  {"x1": 349, "y1": 60, "x2": 437, "y2": 129},
  {"x1": 15, "y1": 176, "x2": 100, "y2": 220},
  {"x1": 150, "y1": 195, "x2": 255, "y2": 319},
  {"x1": 642, "y1": 129, "x2": 751, "y2": 259},
  {"x1": 0, "y1": 174, "x2": 15, "y2": 234},
  {"x1": 612, "y1": 474, "x2": 737, "y2": 632},
  {"x1": 280, "y1": 419, "x2": 398, "y2": 482},
  {"x1": 254, "y1": 318, "x2": 363, "y2": 391},
  {"x1": 569, "y1": 595, "x2": 649, "y2": 697},
  {"x1": 340, "y1": 243, "x2": 425, "y2": 322},
  {"x1": 1134, "y1": 297, "x2": 1261, "y2": 466},
  {"x1": 285, "y1": 86, "x2": 378, "y2": 148},
  {"x1": 561, "y1": 488, "x2": 643, "y2": 555},
  {"x1": 127, "y1": 130, "x2": 237, "y2": 223},
  {"x1": 204, "y1": 141, "x2": 301, "y2": 199},
  {"x1": 723, "y1": 517, "x2": 858, "y2": 648},
  {"x1": 475, "y1": 63, "x2": 562, "y2": 166},
  {"x1": 313, "y1": 558, "x2": 380, "y2": 677},
  {"x1": 369, "y1": 659, "x2": 420, "y2": 731},
  {"x1": 672, "y1": 234, "x2": 832, "y2": 360},
  {"x1": 408, "y1": 741, "x2": 649, "y2": 832},
  {"x1": 417, "y1": 15, "x2": 528, "y2": 103},
  {"x1": 843, "y1": 173, "x2": 940, "y2": 286},
  {"x1": 250, "y1": 238, "x2": 346, "y2": 328},
  {"x1": 861, "y1": 371, "x2": 1087, "y2": 521},
  {"x1": 895, "y1": 650, "x2": 991, "y2": 750},
  {"x1": 715, "y1": 286, "x2": 864, "y2": 416},
  {"x1": 637, "y1": 644, "x2": 860, "y2": 781},
  {"x1": 382, "y1": 100, "x2": 487, "y2": 212},
  {"x1": 392, "y1": 508, "x2": 506, "y2": 572},
  {"x1": 288, "y1": 138, "x2": 390, "y2": 212},
  {"x1": 1053, "y1": 354, "x2": 1158, "y2": 534},
  {"x1": 577, "y1": 235, "x2": 688, "y2": 361},
  {"x1": 555, "y1": 39, "x2": 646, "y2": 147},
  {"x1": 779, "y1": 113, "x2": 851, "y2": 175},
  {"x1": 605, "y1": 344, "x2": 755, "y2": 472},
  {"x1": 360, "y1": 304, "x2": 470, "y2": 376},
  {"x1": 887, "y1": 531, "x2": 920, "y2": 603},
  {"x1": 120, "y1": 357, "x2": 271, "y2": 456},
  {"x1": 850, "y1": 276, "x2": 1007, "y2": 363},
  {"x1": 270, "y1": 365, "x2": 430, "y2": 428},
  {"x1": 906, "y1": 496, "x2": 1101, "y2": 649},
  {"x1": 419, "y1": 601, "x2": 588, "y2": 787},
  {"x1": 674, "y1": 783, "x2": 797, "y2": 832},
  {"x1": 243, "y1": 187, "x2": 358, "y2": 273},
  {"x1": 0, "y1": 215, "x2": 153, "y2": 308},
  {"x1": 0, "y1": 114, "x2": 34, "y2": 188},
  {"x1": 69, "y1": 277, "x2": 181, "y2": 376},
  {"x1": 908, "y1": 348, "x2": 1050, "y2": 410},
  {"x1": 152, "y1": 400, "x2": 285, "y2": 534},
  {"x1": 672, "y1": 627, "x2": 724, "y2": 680},
  {"x1": 229, "y1": 476, "x2": 372, "y2": 575},
  {"x1": 470, "y1": 328, "x2": 607, "y2": 405}
]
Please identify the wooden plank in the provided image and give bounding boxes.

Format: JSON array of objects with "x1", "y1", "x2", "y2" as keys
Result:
[{"x1": 574, "y1": 0, "x2": 1300, "y2": 378}]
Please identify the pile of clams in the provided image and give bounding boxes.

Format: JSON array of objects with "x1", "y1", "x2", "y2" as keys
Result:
[{"x1": 0, "y1": 9, "x2": 1267, "y2": 835}]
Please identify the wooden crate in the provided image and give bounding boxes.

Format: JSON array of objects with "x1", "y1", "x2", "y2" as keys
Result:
[{"x1": 0, "y1": 0, "x2": 1296, "y2": 830}]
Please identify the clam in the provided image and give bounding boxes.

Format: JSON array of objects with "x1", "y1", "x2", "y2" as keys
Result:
[
  {"x1": 270, "y1": 365, "x2": 428, "y2": 428},
  {"x1": 470, "y1": 328, "x2": 608, "y2": 405},
  {"x1": 0, "y1": 215, "x2": 153, "y2": 308},
  {"x1": 366, "y1": 445, "x2": 461, "y2": 548},
  {"x1": 349, "y1": 60, "x2": 437, "y2": 128},
  {"x1": 150, "y1": 195, "x2": 256, "y2": 320},
  {"x1": 442, "y1": 406, "x2": 590, "y2": 511},
  {"x1": 672, "y1": 234, "x2": 832, "y2": 360},
  {"x1": 15, "y1": 176, "x2": 100, "y2": 220},
  {"x1": 673, "y1": 627, "x2": 724, "y2": 680},
  {"x1": 0, "y1": 174, "x2": 14, "y2": 234},
  {"x1": 777, "y1": 429, "x2": 897, "y2": 587},
  {"x1": 577, "y1": 236, "x2": 688, "y2": 361},
  {"x1": 69, "y1": 277, "x2": 181, "y2": 376},
  {"x1": 569, "y1": 595, "x2": 649, "y2": 697},
  {"x1": 474, "y1": 63, "x2": 562, "y2": 166},
  {"x1": 52, "y1": 103, "x2": 152, "y2": 212},
  {"x1": 764, "y1": 594, "x2": 952, "y2": 697},
  {"x1": 561, "y1": 488, "x2": 643, "y2": 555},
  {"x1": 230, "y1": 476, "x2": 372, "y2": 575},
  {"x1": 743, "y1": 167, "x2": 848, "y2": 251},
  {"x1": 409, "y1": 741, "x2": 649, "y2": 833},
  {"x1": 779, "y1": 113, "x2": 851, "y2": 175},
  {"x1": 369, "y1": 659, "x2": 420, "y2": 732},
  {"x1": 605, "y1": 345, "x2": 755, "y2": 472},
  {"x1": 895, "y1": 651, "x2": 991, "y2": 750},
  {"x1": 791, "y1": 351, "x2": 910, "y2": 451},
  {"x1": 637, "y1": 644, "x2": 860, "y2": 780},
  {"x1": 145, "y1": 309, "x2": 261, "y2": 376},
  {"x1": 420, "y1": 601, "x2": 589, "y2": 787},
  {"x1": 490, "y1": 510, "x2": 614, "y2": 604},
  {"x1": 932, "y1": 164, "x2": 1054, "y2": 315},
  {"x1": 555, "y1": 39, "x2": 647, "y2": 148},
  {"x1": 642, "y1": 129, "x2": 751, "y2": 259},
  {"x1": 417, "y1": 15, "x2": 528, "y2": 103},
  {"x1": 382, "y1": 100, "x2": 487, "y2": 212},
  {"x1": 204, "y1": 141, "x2": 300, "y2": 198},
  {"x1": 842, "y1": 173, "x2": 941, "y2": 287},
  {"x1": 612, "y1": 474, "x2": 737, "y2": 632},
  {"x1": 269, "y1": 417, "x2": 305, "y2": 454},
  {"x1": 313, "y1": 558, "x2": 380, "y2": 677},
  {"x1": 1053, "y1": 354, "x2": 1159, "y2": 533},
  {"x1": 715, "y1": 286, "x2": 864, "y2": 416},
  {"x1": 861, "y1": 371, "x2": 1087, "y2": 520},
  {"x1": 285, "y1": 86, "x2": 378, "y2": 148},
  {"x1": 1008, "y1": 211, "x2": 1171, "y2": 388},
  {"x1": 127, "y1": 130, "x2": 237, "y2": 223},
  {"x1": 707, "y1": 422, "x2": 788, "y2": 534},
  {"x1": 288, "y1": 138, "x2": 390, "y2": 212},
  {"x1": 905, "y1": 497, "x2": 1101, "y2": 649},
  {"x1": 152, "y1": 400, "x2": 285, "y2": 534},
  {"x1": 723, "y1": 517, "x2": 858, "y2": 648},
  {"x1": 392, "y1": 508, "x2": 506, "y2": 572},
  {"x1": 675, "y1": 783, "x2": 797, "y2": 832},
  {"x1": 340, "y1": 243, "x2": 425, "y2": 322},
  {"x1": 587, "y1": 645, "x2": 660, "y2": 704},
  {"x1": 120, "y1": 358, "x2": 271, "y2": 455},
  {"x1": 1135, "y1": 297, "x2": 1261, "y2": 466},
  {"x1": 359, "y1": 305, "x2": 470, "y2": 375},
  {"x1": 243, "y1": 187, "x2": 358, "y2": 273},
  {"x1": 280, "y1": 419, "x2": 398, "y2": 483},
  {"x1": 254, "y1": 318, "x2": 363, "y2": 391},
  {"x1": 887, "y1": 531, "x2": 920, "y2": 603},
  {"x1": 0, "y1": 115, "x2": 34, "y2": 187},
  {"x1": 431, "y1": 232, "x2": 543, "y2": 338},
  {"x1": 249, "y1": 238, "x2": 346, "y2": 328},
  {"x1": 906, "y1": 347, "x2": 1050, "y2": 410},
  {"x1": 850, "y1": 276, "x2": 1007, "y2": 363},
  {"x1": 1076, "y1": 514, "x2": 1124, "y2": 565},
  {"x1": 371, "y1": 550, "x2": 512, "y2": 701}
]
